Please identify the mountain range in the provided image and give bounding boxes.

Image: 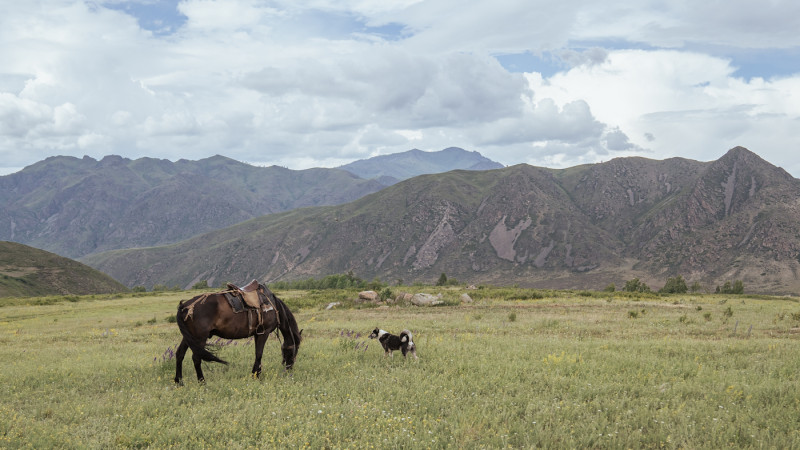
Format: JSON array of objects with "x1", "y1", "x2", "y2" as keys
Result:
[
  {"x1": 80, "y1": 147, "x2": 800, "y2": 294},
  {"x1": 0, "y1": 147, "x2": 502, "y2": 259},
  {"x1": 0, "y1": 154, "x2": 382, "y2": 258}
]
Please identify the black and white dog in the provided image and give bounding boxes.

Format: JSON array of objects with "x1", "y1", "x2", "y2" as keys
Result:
[{"x1": 368, "y1": 328, "x2": 418, "y2": 359}]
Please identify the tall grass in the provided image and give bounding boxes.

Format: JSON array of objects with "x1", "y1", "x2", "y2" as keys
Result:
[{"x1": 1, "y1": 289, "x2": 799, "y2": 448}]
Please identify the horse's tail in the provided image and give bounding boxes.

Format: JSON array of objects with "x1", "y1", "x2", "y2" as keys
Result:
[{"x1": 176, "y1": 300, "x2": 227, "y2": 365}]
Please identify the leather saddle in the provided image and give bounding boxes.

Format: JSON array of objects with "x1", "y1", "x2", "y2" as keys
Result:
[
  {"x1": 224, "y1": 280, "x2": 276, "y2": 335},
  {"x1": 227, "y1": 279, "x2": 262, "y2": 308}
]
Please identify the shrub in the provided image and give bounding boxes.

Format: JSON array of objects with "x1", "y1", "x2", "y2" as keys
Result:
[
  {"x1": 603, "y1": 283, "x2": 616, "y2": 292},
  {"x1": 192, "y1": 280, "x2": 210, "y2": 290},
  {"x1": 660, "y1": 275, "x2": 688, "y2": 294},
  {"x1": 716, "y1": 280, "x2": 745, "y2": 294},
  {"x1": 379, "y1": 287, "x2": 393, "y2": 302},
  {"x1": 270, "y1": 272, "x2": 368, "y2": 290},
  {"x1": 624, "y1": 278, "x2": 651, "y2": 293},
  {"x1": 724, "y1": 306, "x2": 734, "y2": 318}
]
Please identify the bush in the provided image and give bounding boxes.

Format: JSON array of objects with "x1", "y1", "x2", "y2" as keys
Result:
[
  {"x1": 660, "y1": 275, "x2": 688, "y2": 294},
  {"x1": 270, "y1": 272, "x2": 369, "y2": 290},
  {"x1": 716, "y1": 280, "x2": 745, "y2": 294},
  {"x1": 603, "y1": 283, "x2": 616, "y2": 292},
  {"x1": 723, "y1": 306, "x2": 734, "y2": 318},
  {"x1": 624, "y1": 278, "x2": 651, "y2": 293},
  {"x1": 435, "y1": 272, "x2": 459, "y2": 286},
  {"x1": 192, "y1": 280, "x2": 210, "y2": 290},
  {"x1": 379, "y1": 287, "x2": 393, "y2": 302}
]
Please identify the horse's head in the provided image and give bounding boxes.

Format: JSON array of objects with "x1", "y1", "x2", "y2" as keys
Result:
[{"x1": 281, "y1": 328, "x2": 302, "y2": 370}]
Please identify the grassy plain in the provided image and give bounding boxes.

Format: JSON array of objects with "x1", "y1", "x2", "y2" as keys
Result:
[{"x1": 1, "y1": 288, "x2": 800, "y2": 448}]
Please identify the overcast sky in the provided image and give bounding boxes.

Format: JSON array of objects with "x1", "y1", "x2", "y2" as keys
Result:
[{"x1": 2, "y1": 0, "x2": 799, "y2": 177}]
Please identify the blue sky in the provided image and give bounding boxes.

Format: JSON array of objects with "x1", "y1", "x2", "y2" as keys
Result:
[{"x1": 1, "y1": 0, "x2": 799, "y2": 176}]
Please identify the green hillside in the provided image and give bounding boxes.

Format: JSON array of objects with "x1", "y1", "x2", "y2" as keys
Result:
[{"x1": 0, "y1": 241, "x2": 129, "y2": 298}]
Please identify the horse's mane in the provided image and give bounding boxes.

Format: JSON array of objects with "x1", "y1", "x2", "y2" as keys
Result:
[{"x1": 268, "y1": 291, "x2": 301, "y2": 344}]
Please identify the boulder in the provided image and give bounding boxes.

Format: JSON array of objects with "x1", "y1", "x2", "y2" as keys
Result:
[
  {"x1": 411, "y1": 293, "x2": 443, "y2": 306},
  {"x1": 460, "y1": 293, "x2": 473, "y2": 303},
  {"x1": 394, "y1": 292, "x2": 414, "y2": 303},
  {"x1": 325, "y1": 302, "x2": 341, "y2": 310},
  {"x1": 357, "y1": 290, "x2": 379, "y2": 302}
]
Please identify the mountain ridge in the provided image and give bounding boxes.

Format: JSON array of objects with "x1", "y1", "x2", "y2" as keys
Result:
[
  {"x1": 337, "y1": 146, "x2": 504, "y2": 184},
  {"x1": 1, "y1": 148, "x2": 504, "y2": 258},
  {"x1": 82, "y1": 146, "x2": 800, "y2": 294}
]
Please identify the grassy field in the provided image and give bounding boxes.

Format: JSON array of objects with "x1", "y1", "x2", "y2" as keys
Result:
[{"x1": 1, "y1": 287, "x2": 800, "y2": 448}]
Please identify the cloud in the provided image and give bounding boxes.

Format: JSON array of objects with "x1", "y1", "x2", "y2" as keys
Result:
[
  {"x1": 528, "y1": 49, "x2": 800, "y2": 170},
  {"x1": 0, "y1": 0, "x2": 799, "y2": 177}
]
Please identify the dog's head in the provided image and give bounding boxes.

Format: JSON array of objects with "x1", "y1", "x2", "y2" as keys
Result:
[{"x1": 368, "y1": 328, "x2": 381, "y2": 339}]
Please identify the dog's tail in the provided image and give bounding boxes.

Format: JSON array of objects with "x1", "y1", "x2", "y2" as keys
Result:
[{"x1": 400, "y1": 330, "x2": 413, "y2": 345}]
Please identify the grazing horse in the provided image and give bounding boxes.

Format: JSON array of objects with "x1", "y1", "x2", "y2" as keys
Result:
[{"x1": 174, "y1": 283, "x2": 302, "y2": 384}]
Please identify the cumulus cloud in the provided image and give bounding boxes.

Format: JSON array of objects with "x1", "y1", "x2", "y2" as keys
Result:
[
  {"x1": 0, "y1": 0, "x2": 799, "y2": 177},
  {"x1": 528, "y1": 49, "x2": 800, "y2": 172}
]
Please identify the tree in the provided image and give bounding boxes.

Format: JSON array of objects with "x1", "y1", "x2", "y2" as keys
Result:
[
  {"x1": 436, "y1": 273, "x2": 448, "y2": 286},
  {"x1": 660, "y1": 275, "x2": 688, "y2": 294},
  {"x1": 623, "y1": 278, "x2": 651, "y2": 293},
  {"x1": 716, "y1": 280, "x2": 744, "y2": 294},
  {"x1": 192, "y1": 280, "x2": 209, "y2": 290}
]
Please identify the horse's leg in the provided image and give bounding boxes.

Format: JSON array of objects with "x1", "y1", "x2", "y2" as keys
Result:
[
  {"x1": 174, "y1": 339, "x2": 189, "y2": 385},
  {"x1": 192, "y1": 351, "x2": 206, "y2": 382},
  {"x1": 252, "y1": 333, "x2": 269, "y2": 378},
  {"x1": 191, "y1": 335, "x2": 209, "y2": 383}
]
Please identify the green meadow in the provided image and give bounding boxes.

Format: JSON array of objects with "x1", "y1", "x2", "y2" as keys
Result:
[{"x1": 1, "y1": 288, "x2": 799, "y2": 448}]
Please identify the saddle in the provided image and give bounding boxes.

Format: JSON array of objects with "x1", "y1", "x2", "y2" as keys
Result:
[
  {"x1": 227, "y1": 279, "x2": 262, "y2": 308},
  {"x1": 224, "y1": 280, "x2": 276, "y2": 335}
]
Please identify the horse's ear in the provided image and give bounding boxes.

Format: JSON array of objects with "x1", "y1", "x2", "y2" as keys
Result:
[{"x1": 299, "y1": 329, "x2": 303, "y2": 336}]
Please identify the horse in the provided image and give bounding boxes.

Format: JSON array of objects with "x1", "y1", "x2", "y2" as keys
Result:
[{"x1": 173, "y1": 283, "x2": 302, "y2": 384}]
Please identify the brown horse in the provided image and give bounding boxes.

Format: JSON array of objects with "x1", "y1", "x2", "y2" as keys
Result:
[{"x1": 174, "y1": 283, "x2": 302, "y2": 384}]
